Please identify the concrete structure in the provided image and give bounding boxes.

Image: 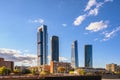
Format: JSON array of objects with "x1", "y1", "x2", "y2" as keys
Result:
[
  {"x1": 106, "y1": 63, "x2": 120, "y2": 72},
  {"x1": 50, "y1": 36, "x2": 59, "y2": 62},
  {"x1": 84, "y1": 45, "x2": 93, "y2": 68},
  {"x1": 0, "y1": 58, "x2": 14, "y2": 71},
  {"x1": 50, "y1": 61, "x2": 71, "y2": 73},
  {"x1": 71, "y1": 40, "x2": 79, "y2": 68},
  {"x1": 37, "y1": 25, "x2": 48, "y2": 66}
]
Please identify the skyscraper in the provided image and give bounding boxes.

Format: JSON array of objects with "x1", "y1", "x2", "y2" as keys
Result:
[
  {"x1": 84, "y1": 45, "x2": 93, "y2": 68},
  {"x1": 37, "y1": 25, "x2": 48, "y2": 66},
  {"x1": 71, "y1": 40, "x2": 79, "y2": 68},
  {"x1": 51, "y1": 36, "x2": 59, "y2": 62}
]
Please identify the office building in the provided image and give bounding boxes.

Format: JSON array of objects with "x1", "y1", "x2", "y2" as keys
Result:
[
  {"x1": 51, "y1": 36, "x2": 59, "y2": 62},
  {"x1": 71, "y1": 40, "x2": 79, "y2": 68},
  {"x1": 84, "y1": 45, "x2": 93, "y2": 68},
  {"x1": 0, "y1": 57, "x2": 14, "y2": 71},
  {"x1": 37, "y1": 25, "x2": 48, "y2": 66}
]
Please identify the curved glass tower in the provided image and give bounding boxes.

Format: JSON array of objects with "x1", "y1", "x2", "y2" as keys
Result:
[
  {"x1": 84, "y1": 45, "x2": 93, "y2": 68},
  {"x1": 37, "y1": 25, "x2": 48, "y2": 66}
]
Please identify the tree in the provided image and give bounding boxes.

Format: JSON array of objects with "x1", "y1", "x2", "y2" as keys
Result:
[
  {"x1": 76, "y1": 69, "x2": 86, "y2": 75},
  {"x1": 69, "y1": 68, "x2": 74, "y2": 71},
  {"x1": 0, "y1": 66, "x2": 11, "y2": 75},
  {"x1": 69, "y1": 71, "x2": 74, "y2": 74},
  {"x1": 21, "y1": 68, "x2": 31, "y2": 74},
  {"x1": 14, "y1": 69, "x2": 21, "y2": 75},
  {"x1": 31, "y1": 69, "x2": 36, "y2": 75},
  {"x1": 57, "y1": 67, "x2": 66, "y2": 73},
  {"x1": 40, "y1": 71, "x2": 47, "y2": 75}
]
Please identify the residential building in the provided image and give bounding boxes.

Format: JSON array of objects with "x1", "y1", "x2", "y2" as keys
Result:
[
  {"x1": 37, "y1": 25, "x2": 48, "y2": 66},
  {"x1": 51, "y1": 36, "x2": 59, "y2": 62},
  {"x1": 0, "y1": 58, "x2": 14, "y2": 71},
  {"x1": 50, "y1": 61, "x2": 71, "y2": 73},
  {"x1": 71, "y1": 40, "x2": 79, "y2": 68},
  {"x1": 84, "y1": 45, "x2": 93, "y2": 68}
]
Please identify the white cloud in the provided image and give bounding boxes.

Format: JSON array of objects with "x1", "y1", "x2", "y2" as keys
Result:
[
  {"x1": 62, "y1": 24, "x2": 67, "y2": 27},
  {"x1": 29, "y1": 18, "x2": 44, "y2": 24},
  {"x1": 0, "y1": 48, "x2": 36, "y2": 66},
  {"x1": 84, "y1": 0, "x2": 96, "y2": 11},
  {"x1": 88, "y1": 8, "x2": 99, "y2": 16},
  {"x1": 88, "y1": 2, "x2": 103, "y2": 16},
  {"x1": 88, "y1": 0, "x2": 113, "y2": 16},
  {"x1": 73, "y1": 0, "x2": 113, "y2": 26},
  {"x1": 102, "y1": 26, "x2": 120, "y2": 41},
  {"x1": 86, "y1": 20, "x2": 108, "y2": 32},
  {"x1": 73, "y1": 14, "x2": 86, "y2": 26},
  {"x1": 47, "y1": 55, "x2": 68, "y2": 62},
  {"x1": 59, "y1": 57, "x2": 68, "y2": 61}
]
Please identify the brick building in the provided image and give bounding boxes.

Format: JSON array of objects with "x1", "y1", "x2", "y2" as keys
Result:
[
  {"x1": 0, "y1": 58, "x2": 14, "y2": 71},
  {"x1": 50, "y1": 61, "x2": 71, "y2": 73}
]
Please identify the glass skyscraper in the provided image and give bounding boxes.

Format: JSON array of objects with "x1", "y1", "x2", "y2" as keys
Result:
[
  {"x1": 84, "y1": 45, "x2": 93, "y2": 68},
  {"x1": 37, "y1": 25, "x2": 48, "y2": 66},
  {"x1": 71, "y1": 40, "x2": 79, "y2": 68},
  {"x1": 51, "y1": 36, "x2": 59, "y2": 62}
]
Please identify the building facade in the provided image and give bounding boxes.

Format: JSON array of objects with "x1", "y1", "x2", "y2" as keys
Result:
[
  {"x1": 106, "y1": 63, "x2": 120, "y2": 72},
  {"x1": 50, "y1": 61, "x2": 71, "y2": 73},
  {"x1": 84, "y1": 45, "x2": 93, "y2": 68},
  {"x1": 76, "y1": 67, "x2": 106, "y2": 75},
  {"x1": 71, "y1": 40, "x2": 79, "y2": 68},
  {"x1": 0, "y1": 58, "x2": 14, "y2": 71},
  {"x1": 51, "y1": 36, "x2": 59, "y2": 62},
  {"x1": 37, "y1": 25, "x2": 48, "y2": 66}
]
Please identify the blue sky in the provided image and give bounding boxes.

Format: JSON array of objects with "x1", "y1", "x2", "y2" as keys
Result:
[{"x1": 0, "y1": 0, "x2": 120, "y2": 68}]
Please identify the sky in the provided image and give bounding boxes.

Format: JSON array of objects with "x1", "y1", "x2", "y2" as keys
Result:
[{"x1": 0, "y1": 0, "x2": 120, "y2": 68}]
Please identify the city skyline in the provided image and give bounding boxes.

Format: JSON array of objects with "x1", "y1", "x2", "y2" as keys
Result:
[{"x1": 0, "y1": 0, "x2": 120, "y2": 68}]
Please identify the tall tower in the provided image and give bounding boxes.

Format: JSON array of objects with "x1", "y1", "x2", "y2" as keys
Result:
[
  {"x1": 37, "y1": 25, "x2": 48, "y2": 66},
  {"x1": 71, "y1": 40, "x2": 79, "y2": 68},
  {"x1": 51, "y1": 36, "x2": 59, "y2": 62},
  {"x1": 84, "y1": 45, "x2": 92, "y2": 68}
]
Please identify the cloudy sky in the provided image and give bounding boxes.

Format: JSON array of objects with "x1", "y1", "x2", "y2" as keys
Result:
[{"x1": 0, "y1": 0, "x2": 120, "y2": 68}]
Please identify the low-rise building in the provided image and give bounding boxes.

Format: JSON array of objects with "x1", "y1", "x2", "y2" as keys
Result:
[
  {"x1": 0, "y1": 57, "x2": 14, "y2": 71},
  {"x1": 106, "y1": 63, "x2": 120, "y2": 72},
  {"x1": 30, "y1": 65, "x2": 50, "y2": 72},
  {"x1": 50, "y1": 61, "x2": 71, "y2": 73},
  {"x1": 76, "y1": 67, "x2": 106, "y2": 75}
]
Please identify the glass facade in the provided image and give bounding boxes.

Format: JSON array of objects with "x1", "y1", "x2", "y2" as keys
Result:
[
  {"x1": 84, "y1": 45, "x2": 93, "y2": 68},
  {"x1": 37, "y1": 25, "x2": 48, "y2": 66},
  {"x1": 71, "y1": 40, "x2": 79, "y2": 68},
  {"x1": 51, "y1": 36, "x2": 59, "y2": 62}
]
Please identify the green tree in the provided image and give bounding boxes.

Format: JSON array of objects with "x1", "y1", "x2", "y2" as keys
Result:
[{"x1": 0, "y1": 66, "x2": 11, "y2": 75}]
